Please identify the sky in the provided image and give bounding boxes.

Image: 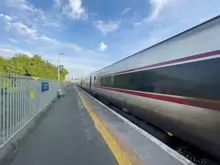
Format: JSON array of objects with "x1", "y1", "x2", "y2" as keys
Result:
[{"x1": 0, "y1": 0, "x2": 220, "y2": 80}]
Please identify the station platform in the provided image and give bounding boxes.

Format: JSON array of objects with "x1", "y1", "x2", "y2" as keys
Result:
[{"x1": 7, "y1": 85, "x2": 194, "y2": 165}]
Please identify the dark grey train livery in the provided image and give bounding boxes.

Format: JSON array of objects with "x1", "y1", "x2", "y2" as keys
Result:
[{"x1": 76, "y1": 16, "x2": 220, "y2": 158}]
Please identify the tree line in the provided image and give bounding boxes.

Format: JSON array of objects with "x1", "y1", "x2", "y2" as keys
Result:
[{"x1": 0, "y1": 54, "x2": 68, "y2": 82}]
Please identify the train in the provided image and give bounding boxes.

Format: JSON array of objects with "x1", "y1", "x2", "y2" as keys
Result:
[{"x1": 76, "y1": 15, "x2": 220, "y2": 159}]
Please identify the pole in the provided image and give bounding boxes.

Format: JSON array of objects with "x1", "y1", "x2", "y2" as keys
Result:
[
  {"x1": 58, "y1": 53, "x2": 64, "y2": 82},
  {"x1": 58, "y1": 54, "x2": 60, "y2": 82}
]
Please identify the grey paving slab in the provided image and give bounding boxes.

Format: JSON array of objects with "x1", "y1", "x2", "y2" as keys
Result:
[
  {"x1": 78, "y1": 87, "x2": 195, "y2": 165},
  {"x1": 10, "y1": 86, "x2": 117, "y2": 165}
]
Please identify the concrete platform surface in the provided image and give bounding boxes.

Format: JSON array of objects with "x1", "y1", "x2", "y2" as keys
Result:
[
  {"x1": 77, "y1": 86, "x2": 195, "y2": 165},
  {"x1": 9, "y1": 85, "x2": 117, "y2": 165}
]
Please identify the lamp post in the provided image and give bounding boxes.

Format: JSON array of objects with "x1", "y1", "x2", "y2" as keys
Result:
[{"x1": 58, "y1": 53, "x2": 64, "y2": 82}]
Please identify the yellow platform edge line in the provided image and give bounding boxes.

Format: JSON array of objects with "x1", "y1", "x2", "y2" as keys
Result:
[{"x1": 76, "y1": 88, "x2": 133, "y2": 165}]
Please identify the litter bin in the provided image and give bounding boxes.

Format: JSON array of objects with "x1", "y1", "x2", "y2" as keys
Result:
[{"x1": 57, "y1": 89, "x2": 65, "y2": 98}]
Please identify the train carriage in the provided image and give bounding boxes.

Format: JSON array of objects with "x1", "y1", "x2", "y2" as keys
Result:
[{"x1": 78, "y1": 15, "x2": 220, "y2": 158}]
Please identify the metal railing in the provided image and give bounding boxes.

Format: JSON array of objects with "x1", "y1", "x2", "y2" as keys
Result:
[{"x1": 0, "y1": 74, "x2": 65, "y2": 147}]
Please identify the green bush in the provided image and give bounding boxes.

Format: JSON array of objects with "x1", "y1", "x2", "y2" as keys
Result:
[{"x1": 0, "y1": 54, "x2": 68, "y2": 82}]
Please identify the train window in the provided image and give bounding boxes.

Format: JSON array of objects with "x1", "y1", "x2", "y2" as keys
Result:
[
  {"x1": 101, "y1": 57, "x2": 220, "y2": 101},
  {"x1": 110, "y1": 76, "x2": 114, "y2": 86},
  {"x1": 100, "y1": 76, "x2": 111, "y2": 87}
]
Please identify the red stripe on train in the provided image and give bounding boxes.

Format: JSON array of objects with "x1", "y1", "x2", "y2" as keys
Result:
[
  {"x1": 105, "y1": 49, "x2": 220, "y2": 77},
  {"x1": 101, "y1": 87, "x2": 220, "y2": 111}
]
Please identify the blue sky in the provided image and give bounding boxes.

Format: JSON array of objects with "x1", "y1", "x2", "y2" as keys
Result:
[{"x1": 0, "y1": 0, "x2": 220, "y2": 80}]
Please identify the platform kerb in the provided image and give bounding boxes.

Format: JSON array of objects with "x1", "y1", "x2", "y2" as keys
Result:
[{"x1": 77, "y1": 86, "x2": 195, "y2": 165}]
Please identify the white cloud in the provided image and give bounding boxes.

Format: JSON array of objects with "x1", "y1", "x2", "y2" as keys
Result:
[
  {"x1": 99, "y1": 42, "x2": 107, "y2": 51},
  {"x1": 0, "y1": 44, "x2": 33, "y2": 58},
  {"x1": 0, "y1": 13, "x2": 83, "y2": 53},
  {"x1": 132, "y1": 0, "x2": 179, "y2": 25},
  {"x1": 37, "y1": 37, "x2": 82, "y2": 52},
  {"x1": 6, "y1": 0, "x2": 35, "y2": 11},
  {"x1": 1, "y1": 14, "x2": 38, "y2": 39},
  {"x1": 63, "y1": 0, "x2": 87, "y2": 20},
  {"x1": 5, "y1": 0, "x2": 63, "y2": 30},
  {"x1": 13, "y1": 22, "x2": 37, "y2": 38},
  {"x1": 149, "y1": 0, "x2": 173, "y2": 20},
  {"x1": 135, "y1": 0, "x2": 219, "y2": 26},
  {"x1": 4, "y1": 17, "x2": 38, "y2": 39},
  {"x1": 4, "y1": 15, "x2": 13, "y2": 22},
  {"x1": 66, "y1": 43, "x2": 82, "y2": 52},
  {"x1": 94, "y1": 20, "x2": 120, "y2": 35},
  {"x1": 0, "y1": 13, "x2": 13, "y2": 22},
  {"x1": 39, "y1": 35, "x2": 57, "y2": 43},
  {"x1": 0, "y1": 48, "x2": 12, "y2": 52},
  {"x1": 6, "y1": 0, "x2": 86, "y2": 26},
  {"x1": 38, "y1": 37, "x2": 83, "y2": 52},
  {"x1": 0, "y1": 14, "x2": 36, "y2": 38},
  {"x1": 121, "y1": 8, "x2": 131, "y2": 15}
]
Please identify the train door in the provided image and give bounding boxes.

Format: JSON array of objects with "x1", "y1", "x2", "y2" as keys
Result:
[
  {"x1": 111, "y1": 76, "x2": 114, "y2": 87},
  {"x1": 89, "y1": 76, "x2": 92, "y2": 91},
  {"x1": 94, "y1": 76, "x2": 97, "y2": 87}
]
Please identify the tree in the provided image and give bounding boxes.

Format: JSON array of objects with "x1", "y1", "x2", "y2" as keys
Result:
[{"x1": 0, "y1": 54, "x2": 69, "y2": 82}]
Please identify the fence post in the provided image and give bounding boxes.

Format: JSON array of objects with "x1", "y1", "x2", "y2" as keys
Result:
[{"x1": 0, "y1": 73, "x2": 2, "y2": 145}]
